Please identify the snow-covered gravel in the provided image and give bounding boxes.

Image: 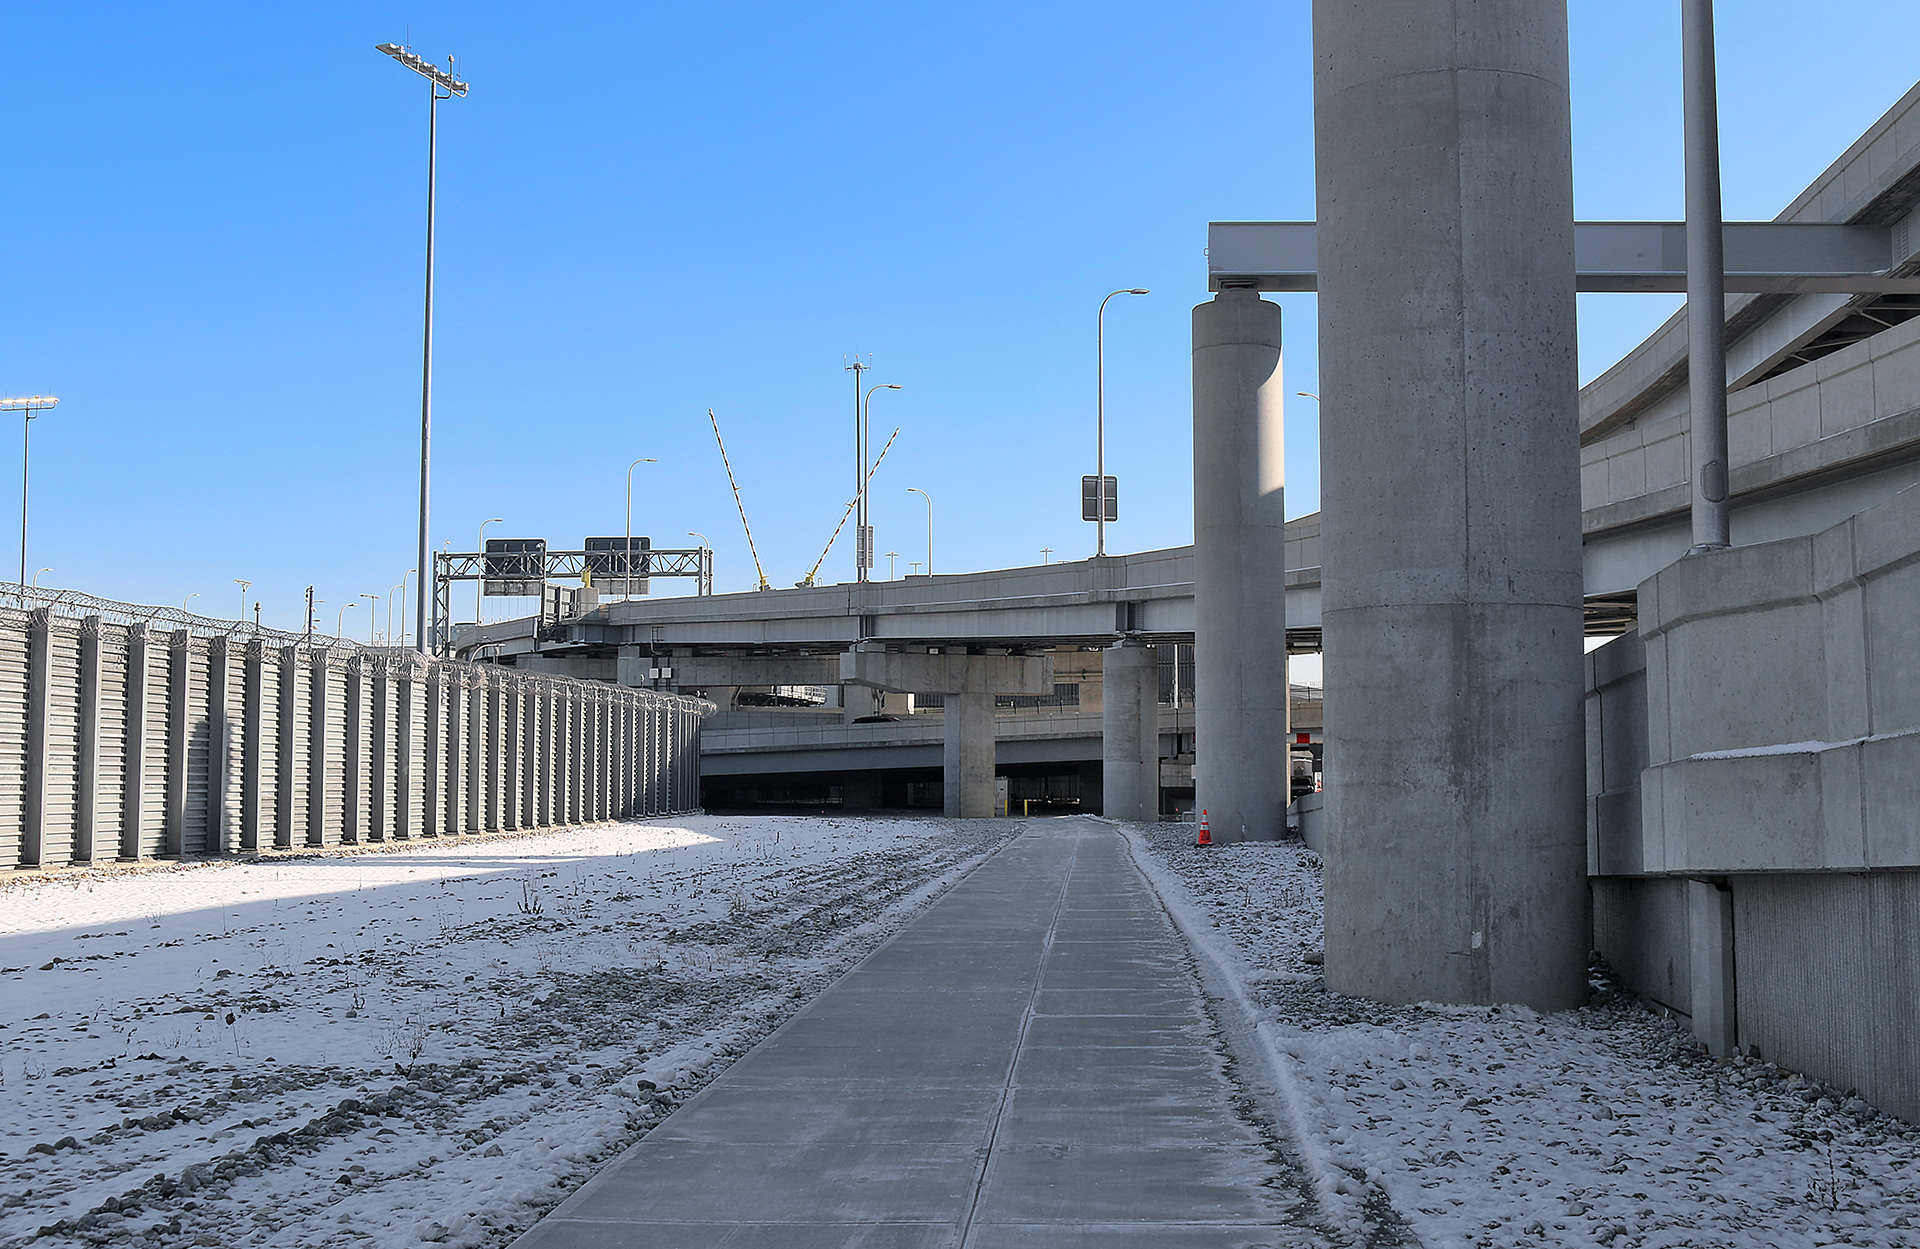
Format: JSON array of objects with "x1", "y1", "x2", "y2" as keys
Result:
[
  {"x1": 1128, "y1": 824, "x2": 1920, "y2": 1249},
  {"x1": 0, "y1": 815, "x2": 1016, "y2": 1248}
]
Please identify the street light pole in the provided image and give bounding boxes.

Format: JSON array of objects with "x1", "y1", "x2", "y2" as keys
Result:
[
  {"x1": 907, "y1": 487, "x2": 933, "y2": 576},
  {"x1": 846, "y1": 359, "x2": 871, "y2": 581},
  {"x1": 234, "y1": 579, "x2": 251, "y2": 623},
  {"x1": 377, "y1": 43, "x2": 468, "y2": 654},
  {"x1": 362, "y1": 593, "x2": 380, "y2": 643},
  {"x1": 1, "y1": 396, "x2": 58, "y2": 588},
  {"x1": 861, "y1": 383, "x2": 902, "y2": 580},
  {"x1": 1095, "y1": 289, "x2": 1148, "y2": 557},
  {"x1": 337, "y1": 602, "x2": 356, "y2": 639},
  {"x1": 625, "y1": 458, "x2": 657, "y2": 601},
  {"x1": 476, "y1": 517, "x2": 503, "y2": 623}
]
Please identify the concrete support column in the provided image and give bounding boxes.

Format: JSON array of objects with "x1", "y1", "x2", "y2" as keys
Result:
[
  {"x1": 1192, "y1": 288, "x2": 1288, "y2": 842},
  {"x1": 122, "y1": 626, "x2": 152, "y2": 861},
  {"x1": 23, "y1": 609, "x2": 51, "y2": 867},
  {"x1": 1101, "y1": 639, "x2": 1161, "y2": 822},
  {"x1": 1689, "y1": 879, "x2": 1737, "y2": 1055},
  {"x1": 77, "y1": 617, "x2": 102, "y2": 863},
  {"x1": 241, "y1": 642, "x2": 264, "y2": 850},
  {"x1": 1315, "y1": 1, "x2": 1589, "y2": 1009},
  {"x1": 944, "y1": 692, "x2": 996, "y2": 818},
  {"x1": 275, "y1": 646, "x2": 298, "y2": 849},
  {"x1": 443, "y1": 673, "x2": 465, "y2": 835},
  {"x1": 485, "y1": 681, "x2": 504, "y2": 831}
]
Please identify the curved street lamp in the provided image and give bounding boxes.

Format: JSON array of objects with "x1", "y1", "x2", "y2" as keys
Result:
[
  {"x1": 858, "y1": 384, "x2": 903, "y2": 581},
  {"x1": 32, "y1": 568, "x2": 51, "y2": 590},
  {"x1": 337, "y1": 601, "x2": 357, "y2": 639},
  {"x1": 624, "y1": 459, "x2": 657, "y2": 601},
  {"x1": 687, "y1": 531, "x2": 712, "y2": 595},
  {"x1": 907, "y1": 487, "x2": 933, "y2": 576},
  {"x1": 476, "y1": 517, "x2": 504, "y2": 623},
  {"x1": 183, "y1": 593, "x2": 200, "y2": 613},
  {"x1": 1094, "y1": 289, "x2": 1149, "y2": 557}
]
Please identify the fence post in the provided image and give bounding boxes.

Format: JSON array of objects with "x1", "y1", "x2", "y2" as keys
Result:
[
  {"x1": 344, "y1": 656, "x2": 364, "y2": 844},
  {"x1": 122, "y1": 625, "x2": 150, "y2": 860},
  {"x1": 207, "y1": 635, "x2": 232, "y2": 853},
  {"x1": 502, "y1": 678, "x2": 521, "y2": 829},
  {"x1": 241, "y1": 640, "x2": 264, "y2": 851},
  {"x1": 77, "y1": 616, "x2": 102, "y2": 863},
  {"x1": 276, "y1": 646, "x2": 298, "y2": 849},
  {"x1": 395, "y1": 662, "x2": 415, "y2": 839},
  {"x1": 425, "y1": 667, "x2": 444, "y2": 836},
  {"x1": 527, "y1": 681, "x2": 544, "y2": 828},
  {"x1": 23, "y1": 608, "x2": 51, "y2": 867},
  {"x1": 467, "y1": 673, "x2": 486, "y2": 832},
  {"x1": 369, "y1": 659, "x2": 390, "y2": 842},
  {"x1": 165, "y1": 629, "x2": 190, "y2": 857}
]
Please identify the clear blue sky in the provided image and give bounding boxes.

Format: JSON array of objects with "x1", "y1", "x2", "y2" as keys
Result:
[{"x1": 6, "y1": 2, "x2": 1919, "y2": 632}]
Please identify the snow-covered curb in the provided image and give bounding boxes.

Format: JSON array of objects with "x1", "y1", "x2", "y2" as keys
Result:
[{"x1": 1125, "y1": 824, "x2": 1920, "y2": 1249}]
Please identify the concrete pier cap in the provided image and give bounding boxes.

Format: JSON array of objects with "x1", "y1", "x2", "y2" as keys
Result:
[
  {"x1": 1191, "y1": 288, "x2": 1289, "y2": 842},
  {"x1": 1314, "y1": 0, "x2": 1590, "y2": 1010}
]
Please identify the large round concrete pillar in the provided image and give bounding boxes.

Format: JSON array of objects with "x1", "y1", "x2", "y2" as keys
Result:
[
  {"x1": 1191, "y1": 289, "x2": 1288, "y2": 843},
  {"x1": 1100, "y1": 639, "x2": 1160, "y2": 822},
  {"x1": 1314, "y1": 1, "x2": 1589, "y2": 1009}
]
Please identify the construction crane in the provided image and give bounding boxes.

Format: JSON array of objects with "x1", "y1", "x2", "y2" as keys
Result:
[
  {"x1": 797, "y1": 426, "x2": 901, "y2": 588},
  {"x1": 707, "y1": 408, "x2": 771, "y2": 591}
]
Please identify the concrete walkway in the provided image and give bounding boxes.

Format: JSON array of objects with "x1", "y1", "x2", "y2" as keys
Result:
[{"x1": 511, "y1": 818, "x2": 1325, "y2": 1248}]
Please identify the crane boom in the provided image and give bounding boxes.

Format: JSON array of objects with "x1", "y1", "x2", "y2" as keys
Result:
[
  {"x1": 707, "y1": 408, "x2": 770, "y2": 591},
  {"x1": 797, "y1": 426, "x2": 901, "y2": 587}
]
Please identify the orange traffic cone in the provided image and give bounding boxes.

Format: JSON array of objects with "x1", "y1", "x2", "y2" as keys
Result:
[{"x1": 1195, "y1": 810, "x2": 1212, "y2": 848}]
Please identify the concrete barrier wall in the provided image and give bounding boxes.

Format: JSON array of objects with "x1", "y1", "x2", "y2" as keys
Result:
[
  {"x1": 1638, "y1": 482, "x2": 1920, "y2": 874},
  {"x1": 0, "y1": 604, "x2": 710, "y2": 870}
]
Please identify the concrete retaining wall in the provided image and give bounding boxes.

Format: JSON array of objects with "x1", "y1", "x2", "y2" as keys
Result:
[{"x1": 0, "y1": 605, "x2": 709, "y2": 870}]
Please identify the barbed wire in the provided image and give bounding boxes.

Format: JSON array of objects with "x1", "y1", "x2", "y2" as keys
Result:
[{"x1": 0, "y1": 584, "x2": 712, "y2": 712}]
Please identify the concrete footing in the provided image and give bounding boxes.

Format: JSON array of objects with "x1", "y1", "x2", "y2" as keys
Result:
[{"x1": 1314, "y1": 1, "x2": 1589, "y2": 1009}]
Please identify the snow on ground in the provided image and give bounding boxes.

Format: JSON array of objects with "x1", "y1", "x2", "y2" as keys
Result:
[
  {"x1": 1129, "y1": 824, "x2": 1920, "y2": 1249},
  {"x1": 0, "y1": 815, "x2": 1016, "y2": 1249}
]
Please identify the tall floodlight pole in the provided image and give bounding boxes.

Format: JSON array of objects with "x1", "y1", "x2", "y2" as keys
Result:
[
  {"x1": 1, "y1": 396, "x2": 58, "y2": 588},
  {"x1": 234, "y1": 579, "x2": 252, "y2": 623},
  {"x1": 1095, "y1": 290, "x2": 1148, "y2": 556},
  {"x1": 476, "y1": 517, "x2": 503, "y2": 622},
  {"x1": 846, "y1": 360, "x2": 871, "y2": 580},
  {"x1": 1682, "y1": 0, "x2": 1730, "y2": 552},
  {"x1": 907, "y1": 487, "x2": 933, "y2": 575},
  {"x1": 625, "y1": 458, "x2": 657, "y2": 601},
  {"x1": 376, "y1": 43, "x2": 468, "y2": 652}
]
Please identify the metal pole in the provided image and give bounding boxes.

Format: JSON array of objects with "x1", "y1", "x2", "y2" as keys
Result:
[
  {"x1": 1684, "y1": 0, "x2": 1731, "y2": 553},
  {"x1": 19, "y1": 407, "x2": 30, "y2": 588},
  {"x1": 476, "y1": 517, "x2": 502, "y2": 622},
  {"x1": 848, "y1": 361, "x2": 869, "y2": 581},
  {"x1": 415, "y1": 78, "x2": 440, "y2": 652},
  {"x1": 1097, "y1": 294, "x2": 1110, "y2": 557}
]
